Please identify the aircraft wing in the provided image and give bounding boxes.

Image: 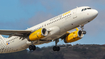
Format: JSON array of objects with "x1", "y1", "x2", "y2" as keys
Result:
[{"x1": 0, "y1": 30, "x2": 32, "y2": 35}]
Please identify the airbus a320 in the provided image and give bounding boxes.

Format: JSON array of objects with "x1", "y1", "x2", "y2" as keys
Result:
[{"x1": 0, "y1": 6, "x2": 98, "y2": 53}]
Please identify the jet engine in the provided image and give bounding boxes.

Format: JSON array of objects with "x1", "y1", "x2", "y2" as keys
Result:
[
  {"x1": 64, "y1": 28, "x2": 84, "y2": 43},
  {"x1": 28, "y1": 28, "x2": 48, "y2": 41}
]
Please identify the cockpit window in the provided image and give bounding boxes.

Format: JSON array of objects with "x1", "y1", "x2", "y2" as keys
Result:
[
  {"x1": 87, "y1": 8, "x2": 91, "y2": 9},
  {"x1": 81, "y1": 8, "x2": 91, "y2": 11}
]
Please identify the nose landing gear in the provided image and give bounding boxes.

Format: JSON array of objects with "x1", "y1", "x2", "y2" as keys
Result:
[
  {"x1": 83, "y1": 31, "x2": 86, "y2": 34},
  {"x1": 80, "y1": 25, "x2": 86, "y2": 35}
]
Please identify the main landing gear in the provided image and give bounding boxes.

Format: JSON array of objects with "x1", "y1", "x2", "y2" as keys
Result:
[
  {"x1": 53, "y1": 39, "x2": 60, "y2": 51},
  {"x1": 29, "y1": 45, "x2": 36, "y2": 51},
  {"x1": 80, "y1": 25, "x2": 86, "y2": 35},
  {"x1": 29, "y1": 42, "x2": 36, "y2": 51}
]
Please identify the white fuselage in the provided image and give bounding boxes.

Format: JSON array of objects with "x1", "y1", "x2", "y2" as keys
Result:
[{"x1": 0, "y1": 6, "x2": 98, "y2": 53}]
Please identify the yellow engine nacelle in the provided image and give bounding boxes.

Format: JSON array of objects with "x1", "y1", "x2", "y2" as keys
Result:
[
  {"x1": 64, "y1": 28, "x2": 84, "y2": 43},
  {"x1": 28, "y1": 28, "x2": 48, "y2": 41}
]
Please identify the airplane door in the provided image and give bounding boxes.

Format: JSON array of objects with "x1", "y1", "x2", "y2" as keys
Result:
[{"x1": 72, "y1": 8, "x2": 77, "y2": 19}]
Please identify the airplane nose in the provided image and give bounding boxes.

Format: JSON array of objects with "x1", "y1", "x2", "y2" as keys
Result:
[
  {"x1": 85, "y1": 9, "x2": 98, "y2": 22},
  {"x1": 92, "y1": 9, "x2": 98, "y2": 17}
]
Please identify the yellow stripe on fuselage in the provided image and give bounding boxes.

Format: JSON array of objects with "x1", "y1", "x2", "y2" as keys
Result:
[{"x1": 62, "y1": 11, "x2": 71, "y2": 17}]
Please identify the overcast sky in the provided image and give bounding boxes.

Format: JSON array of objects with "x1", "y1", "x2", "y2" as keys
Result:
[{"x1": 0, "y1": 0, "x2": 105, "y2": 47}]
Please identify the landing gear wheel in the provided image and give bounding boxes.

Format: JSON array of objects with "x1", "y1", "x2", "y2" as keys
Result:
[
  {"x1": 53, "y1": 39, "x2": 60, "y2": 51},
  {"x1": 29, "y1": 45, "x2": 36, "y2": 51},
  {"x1": 83, "y1": 31, "x2": 86, "y2": 34},
  {"x1": 53, "y1": 46, "x2": 60, "y2": 51},
  {"x1": 57, "y1": 46, "x2": 60, "y2": 51}
]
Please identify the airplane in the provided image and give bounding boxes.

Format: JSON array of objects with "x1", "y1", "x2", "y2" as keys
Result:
[{"x1": 0, "y1": 6, "x2": 98, "y2": 53}]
